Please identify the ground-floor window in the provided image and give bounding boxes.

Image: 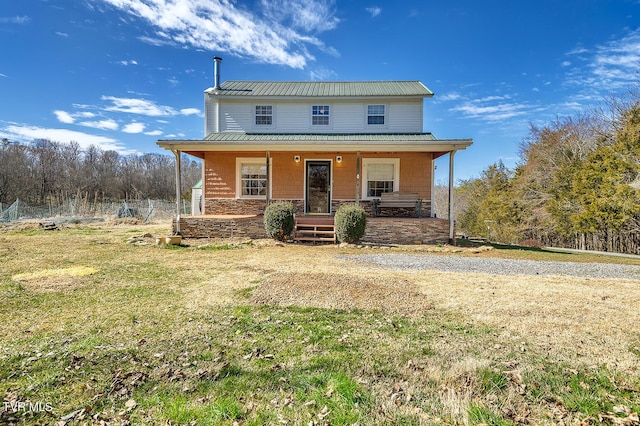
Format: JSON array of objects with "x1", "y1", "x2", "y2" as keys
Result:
[
  {"x1": 362, "y1": 158, "x2": 400, "y2": 199},
  {"x1": 237, "y1": 158, "x2": 267, "y2": 198}
]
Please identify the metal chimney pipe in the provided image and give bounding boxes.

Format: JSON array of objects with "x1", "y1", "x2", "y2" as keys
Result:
[{"x1": 213, "y1": 56, "x2": 222, "y2": 89}]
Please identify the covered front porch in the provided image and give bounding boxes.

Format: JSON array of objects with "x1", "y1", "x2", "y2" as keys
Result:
[
  {"x1": 159, "y1": 134, "x2": 471, "y2": 243},
  {"x1": 174, "y1": 214, "x2": 451, "y2": 245}
]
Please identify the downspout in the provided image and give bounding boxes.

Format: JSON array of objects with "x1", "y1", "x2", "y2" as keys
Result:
[
  {"x1": 172, "y1": 149, "x2": 182, "y2": 235},
  {"x1": 448, "y1": 149, "x2": 457, "y2": 243}
]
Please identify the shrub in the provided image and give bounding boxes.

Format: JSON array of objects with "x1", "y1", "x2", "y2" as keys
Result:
[
  {"x1": 335, "y1": 203, "x2": 367, "y2": 244},
  {"x1": 263, "y1": 202, "x2": 295, "y2": 241}
]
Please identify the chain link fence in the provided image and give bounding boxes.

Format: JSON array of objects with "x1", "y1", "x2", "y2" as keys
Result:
[{"x1": 0, "y1": 199, "x2": 190, "y2": 223}]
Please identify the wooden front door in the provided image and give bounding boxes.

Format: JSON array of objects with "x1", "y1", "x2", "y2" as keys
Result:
[{"x1": 305, "y1": 161, "x2": 331, "y2": 214}]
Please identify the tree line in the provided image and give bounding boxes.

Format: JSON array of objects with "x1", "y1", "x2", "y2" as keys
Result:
[
  {"x1": 0, "y1": 138, "x2": 201, "y2": 207},
  {"x1": 455, "y1": 93, "x2": 640, "y2": 254}
]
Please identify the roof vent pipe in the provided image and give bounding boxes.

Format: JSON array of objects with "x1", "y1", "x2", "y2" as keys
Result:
[{"x1": 213, "y1": 56, "x2": 222, "y2": 89}]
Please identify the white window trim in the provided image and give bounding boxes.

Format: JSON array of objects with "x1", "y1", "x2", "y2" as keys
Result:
[
  {"x1": 253, "y1": 104, "x2": 275, "y2": 129},
  {"x1": 311, "y1": 104, "x2": 331, "y2": 127},
  {"x1": 361, "y1": 158, "x2": 400, "y2": 200},
  {"x1": 366, "y1": 104, "x2": 387, "y2": 127},
  {"x1": 236, "y1": 157, "x2": 272, "y2": 199}
]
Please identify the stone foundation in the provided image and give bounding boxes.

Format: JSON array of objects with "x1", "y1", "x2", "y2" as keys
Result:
[
  {"x1": 203, "y1": 198, "x2": 433, "y2": 218},
  {"x1": 204, "y1": 198, "x2": 267, "y2": 215},
  {"x1": 175, "y1": 215, "x2": 265, "y2": 239},
  {"x1": 175, "y1": 215, "x2": 450, "y2": 244},
  {"x1": 362, "y1": 217, "x2": 450, "y2": 245}
]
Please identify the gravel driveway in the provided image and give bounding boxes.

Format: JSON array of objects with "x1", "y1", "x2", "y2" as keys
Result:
[{"x1": 340, "y1": 253, "x2": 640, "y2": 280}]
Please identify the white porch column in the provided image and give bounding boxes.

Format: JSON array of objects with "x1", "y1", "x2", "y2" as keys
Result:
[
  {"x1": 448, "y1": 149, "x2": 457, "y2": 242},
  {"x1": 265, "y1": 151, "x2": 271, "y2": 206},
  {"x1": 431, "y1": 155, "x2": 436, "y2": 218},
  {"x1": 355, "y1": 151, "x2": 361, "y2": 204},
  {"x1": 172, "y1": 149, "x2": 182, "y2": 235}
]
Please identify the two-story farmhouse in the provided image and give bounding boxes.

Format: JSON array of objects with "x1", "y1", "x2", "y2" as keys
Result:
[{"x1": 158, "y1": 57, "x2": 472, "y2": 244}]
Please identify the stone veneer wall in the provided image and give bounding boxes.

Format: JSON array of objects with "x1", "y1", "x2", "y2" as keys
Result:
[
  {"x1": 176, "y1": 215, "x2": 450, "y2": 244},
  {"x1": 176, "y1": 216, "x2": 265, "y2": 239},
  {"x1": 203, "y1": 198, "x2": 432, "y2": 218},
  {"x1": 204, "y1": 198, "x2": 267, "y2": 215},
  {"x1": 362, "y1": 217, "x2": 450, "y2": 245}
]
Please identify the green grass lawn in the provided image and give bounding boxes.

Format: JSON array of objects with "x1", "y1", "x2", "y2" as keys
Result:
[{"x1": 1, "y1": 224, "x2": 639, "y2": 425}]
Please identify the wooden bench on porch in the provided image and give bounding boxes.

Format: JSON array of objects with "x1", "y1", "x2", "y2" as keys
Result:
[{"x1": 373, "y1": 192, "x2": 423, "y2": 218}]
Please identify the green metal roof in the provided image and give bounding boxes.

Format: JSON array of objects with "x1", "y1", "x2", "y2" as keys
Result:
[
  {"x1": 206, "y1": 81, "x2": 434, "y2": 98},
  {"x1": 203, "y1": 132, "x2": 438, "y2": 142}
]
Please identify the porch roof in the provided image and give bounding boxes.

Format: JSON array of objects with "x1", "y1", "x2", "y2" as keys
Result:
[{"x1": 157, "y1": 133, "x2": 472, "y2": 155}]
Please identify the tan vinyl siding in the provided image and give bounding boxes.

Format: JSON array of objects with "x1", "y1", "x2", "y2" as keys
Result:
[
  {"x1": 271, "y1": 152, "x2": 304, "y2": 199},
  {"x1": 202, "y1": 151, "x2": 433, "y2": 203},
  {"x1": 332, "y1": 153, "x2": 358, "y2": 199},
  {"x1": 397, "y1": 152, "x2": 432, "y2": 198},
  {"x1": 203, "y1": 152, "x2": 236, "y2": 199}
]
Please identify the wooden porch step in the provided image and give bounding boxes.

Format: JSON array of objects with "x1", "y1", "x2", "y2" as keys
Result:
[{"x1": 293, "y1": 216, "x2": 336, "y2": 243}]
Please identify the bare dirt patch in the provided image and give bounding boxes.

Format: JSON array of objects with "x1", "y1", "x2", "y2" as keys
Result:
[{"x1": 250, "y1": 272, "x2": 433, "y2": 313}]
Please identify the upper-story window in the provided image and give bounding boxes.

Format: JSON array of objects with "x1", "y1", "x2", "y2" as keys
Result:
[
  {"x1": 255, "y1": 105, "x2": 273, "y2": 125},
  {"x1": 367, "y1": 104, "x2": 385, "y2": 125},
  {"x1": 312, "y1": 105, "x2": 330, "y2": 125}
]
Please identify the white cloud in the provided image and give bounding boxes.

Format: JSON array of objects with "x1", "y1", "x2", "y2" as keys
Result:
[
  {"x1": 144, "y1": 130, "x2": 162, "y2": 136},
  {"x1": 54, "y1": 110, "x2": 75, "y2": 124},
  {"x1": 0, "y1": 73, "x2": 7, "y2": 78},
  {"x1": 100, "y1": 0, "x2": 340, "y2": 69},
  {"x1": 0, "y1": 16, "x2": 30, "y2": 24},
  {"x1": 449, "y1": 101, "x2": 529, "y2": 122},
  {"x1": 55, "y1": 32, "x2": 69, "y2": 37},
  {"x1": 101, "y1": 96, "x2": 200, "y2": 119},
  {"x1": 565, "y1": 28, "x2": 640, "y2": 92},
  {"x1": 78, "y1": 119, "x2": 119, "y2": 131},
  {"x1": 2, "y1": 124, "x2": 138, "y2": 154},
  {"x1": 260, "y1": 0, "x2": 340, "y2": 32},
  {"x1": 309, "y1": 67, "x2": 337, "y2": 81},
  {"x1": 180, "y1": 108, "x2": 200, "y2": 116},
  {"x1": 122, "y1": 122, "x2": 145, "y2": 133},
  {"x1": 102, "y1": 96, "x2": 178, "y2": 116},
  {"x1": 365, "y1": 7, "x2": 381, "y2": 17},
  {"x1": 438, "y1": 92, "x2": 462, "y2": 101},
  {"x1": 119, "y1": 59, "x2": 138, "y2": 65}
]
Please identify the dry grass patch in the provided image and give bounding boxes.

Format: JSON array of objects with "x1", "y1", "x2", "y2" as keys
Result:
[
  {"x1": 251, "y1": 272, "x2": 433, "y2": 313},
  {"x1": 11, "y1": 266, "x2": 98, "y2": 292}
]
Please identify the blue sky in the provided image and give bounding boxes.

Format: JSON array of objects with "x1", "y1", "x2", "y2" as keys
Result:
[{"x1": 1, "y1": 0, "x2": 639, "y2": 183}]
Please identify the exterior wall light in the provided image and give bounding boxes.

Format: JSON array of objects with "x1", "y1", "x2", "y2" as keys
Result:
[
  {"x1": 336, "y1": 155, "x2": 342, "y2": 163},
  {"x1": 294, "y1": 155, "x2": 301, "y2": 163}
]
